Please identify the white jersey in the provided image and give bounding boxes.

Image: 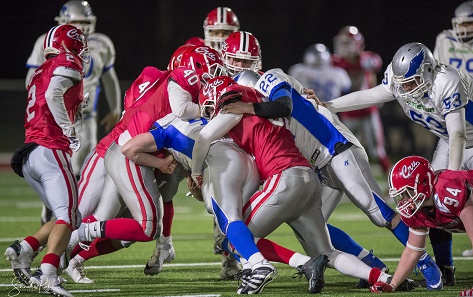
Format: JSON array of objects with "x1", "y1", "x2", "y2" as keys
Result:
[
  {"x1": 255, "y1": 68, "x2": 361, "y2": 169},
  {"x1": 26, "y1": 32, "x2": 117, "y2": 115},
  {"x1": 434, "y1": 29, "x2": 473, "y2": 77},
  {"x1": 382, "y1": 63, "x2": 473, "y2": 147},
  {"x1": 287, "y1": 63, "x2": 351, "y2": 102}
]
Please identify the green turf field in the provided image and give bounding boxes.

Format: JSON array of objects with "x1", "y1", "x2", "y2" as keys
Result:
[{"x1": 0, "y1": 170, "x2": 472, "y2": 297}]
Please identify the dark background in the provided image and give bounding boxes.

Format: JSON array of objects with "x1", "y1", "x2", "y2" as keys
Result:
[{"x1": 0, "y1": 0, "x2": 465, "y2": 157}]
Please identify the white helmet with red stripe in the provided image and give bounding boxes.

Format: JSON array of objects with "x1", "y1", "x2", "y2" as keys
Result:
[
  {"x1": 203, "y1": 7, "x2": 240, "y2": 51},
  {"x1": 221, "y1": 31, "x2": 261, "y2": 75}
]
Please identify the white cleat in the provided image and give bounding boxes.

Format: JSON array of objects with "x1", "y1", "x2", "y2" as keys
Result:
[
  {"x1": 30, "y1": 272, "x2": 74, "y2": 297},
  {"x1": 4, "y1": 240, "x2": 33, "y2": 286},
  {"x1": 144, "y1": 235, "x2": 175, "y2": 275},
  {"x1": 65, "y1": 258, "x2": 94, "y2": 284},
  {"x1": 462, "y1": 249, "x2": 473, "y2": 257}
]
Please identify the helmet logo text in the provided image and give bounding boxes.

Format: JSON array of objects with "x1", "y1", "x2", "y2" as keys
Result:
[{"x1": 400, "y1": 160, "x2": 420, "y2": 178}]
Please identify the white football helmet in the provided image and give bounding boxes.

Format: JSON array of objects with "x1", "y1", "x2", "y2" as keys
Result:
[
  {"x1": 391, "y1": 42, "x2": 437, "y2": 101},
  {"x1": 55, "y1": 0, "x2": 96, "y2": 36},
  {"x1": 452, "y1": 1, "x2": 473, "y2": 44},
  {"x1": 303, "y1": 43, "x2": 331, "y2": 67}
]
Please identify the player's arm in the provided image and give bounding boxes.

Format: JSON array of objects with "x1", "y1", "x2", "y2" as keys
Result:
[
  {"x1": 100, "y1": 67, "x2": 122, "y2": 132},
  {"x1": 387, "y1": 227, "x2": 429, "y2": 289},
  {"x1": 223, "y1": 84, "x2": 292, "y2": 118},
  {"x1": 445, "y1": 108, "x2": 467, "y2": 170},
  {"x1": 326, "y1": 84, "x2": 394, "y2": 112},
  {"x1": 45, "y1": 74, "x2": 79, "y2": 138},
  {"x1": 191, "y1": 112, "x2": 241, "y2": 184},
  {"x1": 121, "y1": 131, "x2": 176, "y2": 174},
  {"x1": 459, "y1": 192, "x2": 473, "y2": 249},
  {"x1": 168, "y1": 79, "x2": 200, "y2": 120}
]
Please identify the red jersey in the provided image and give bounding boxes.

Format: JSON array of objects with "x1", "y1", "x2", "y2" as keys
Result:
[
  {"x1": 401, "y1": 170, "x2": 472, "y2": 232},
  {"x1": 217, "y1": 85, "x2": 310, "y2": 180},
  {"x1": 95, "y1": 67, "x2": 200, "y2": 157},
  {"x1": 24, "y1": 52, "x2": 84, "y2": 152},
  {"x1": 123, "y1": 66, "x2": 167, "y2": 110},
  {"x1": 332, "y1": 51, "x2": 382, "y2": 118}
]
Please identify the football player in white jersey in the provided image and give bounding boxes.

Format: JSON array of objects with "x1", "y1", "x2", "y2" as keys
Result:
[
  {"x1": 224, "y1": 68, "x2": 443, "y2": 290},
  {"x1": 26, "y1": 0, "x2": 122, "y2": 226},
  {"x1": 434, "y1": 0, "x2": 473, "y2": 259},
  {"x1": 328, "y1": 42, "x2": 473, "y2": 289},
  {"x1": 288, "y1": 43, "x2": 351, "y2": 102}
]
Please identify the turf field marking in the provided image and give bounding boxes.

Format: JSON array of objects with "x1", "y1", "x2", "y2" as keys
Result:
[
  {"x1": 148, "y1": 295, "x2": 221, "y2": 297},
  {"x1": 70, "y1": 289, "x2": 121, "y2": 293}
]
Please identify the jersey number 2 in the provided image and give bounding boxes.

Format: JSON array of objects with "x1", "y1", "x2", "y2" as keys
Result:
[{"x1": 26, "y1": 85, "x2": 37, "y2": 122}]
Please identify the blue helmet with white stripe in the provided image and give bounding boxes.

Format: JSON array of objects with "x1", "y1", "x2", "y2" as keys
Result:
[{"x1": 392, "y1": 42, "x2": 437, "y2": 101}]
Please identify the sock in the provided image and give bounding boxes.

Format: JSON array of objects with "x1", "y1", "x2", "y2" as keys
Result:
[
  {"x1": 430, "y1": 229, "x2": 454, "y2": 267},
  {"x1": 102, "y1": 218, "x2": 153, "y2": 241},
  {"x1": 41, "y1": 253, "x2": 60, "y2": 268},
  {"x1": 288, "y1": 253, "x2": 311, "y2": 268},
  {"x1": 162, "y1": 201, "x2": 174, "y2": 237},
  {"x1": 368, "y1": 267, "x2": 382, "y2": 285},
  {"x1": 372, "y1": 193, "x2": 409, "y2": 245},
  {"x1": 76, "y1": 238, "x2": 121, "y2": 261},
  {"x1": 22, "y1": 236, "x2": 40, "y2": 253},
  {"x1": 327, "y1": 224, "x2": 363, "y2": 255},
  {"x1": 247, "y1": 252, "x2": 265, "y2": 267},
  {"x1": 256, "y1": 238, "x2": 297, "y2": 265},
  {"x1": 226, "y1": 221, "x2": 259, "y2": 261}
]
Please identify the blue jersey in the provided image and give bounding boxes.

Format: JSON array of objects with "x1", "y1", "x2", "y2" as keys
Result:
[{"x1": 255, "y1": 68, "x2": 362, "y2": 168}]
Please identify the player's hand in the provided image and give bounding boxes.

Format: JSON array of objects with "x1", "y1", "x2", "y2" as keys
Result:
[
  {"x1": 191, "y1": 172, "x2": 203, "y2": 188},
  {"x1": 159, "y1": 155, "x2": 176, "y2": 174},
  {"x1": 100, "y1": 111, "x2": 121, "y2": 132},
  {"x1": 222, "y1": 102, "x2": 255, "y2": 115},
  {"x1": 68, "y1": 135, "x2": 81, "y2": 152},
  {"x1": 370, "y1": 282, "x2": 395, "y2": 293},
  {"x1": 186, "y1": 176, "x2": 203, "y2": 201},
  {"x1": 82, "y1": 92, "x2": 90, "y2": 109}
]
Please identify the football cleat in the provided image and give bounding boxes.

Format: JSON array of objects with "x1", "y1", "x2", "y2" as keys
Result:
[
  {"x1": 4, "y1": 240, "x2": 33, "y2": 286},
  {"x1": 65, "y1": 258, "x2": 94, "y2": 284},
  {"x1": 462, "y1": 249, "x2": 473, "y2": 257},
  {"x1": 220, "y1": 253, "x2": 242, "y2": 280},
  {"x1": 440, "y1": 265, "x2": 456, "y2": 286},
  {"x1": 143, "y1": 235, "x2": 175, "y2": 276},
  {"x1": 417, "y1": 254, "x2": 443, "y2": 290},
  {"x1": 31, "y1": 273, "x2": 74, "y2": 297},
  {"x1": 238, "y1": 260, "x2": 276, "y2": 294},
  {"x1": 460, "y1": 287, "x2": 473, "y2": 296},
  {"x1": 236, "y1": 268, "x2": 252, "y2": 294},
  {"x1": 294, "y1": 254, "x2": 329, "y2": 293}
]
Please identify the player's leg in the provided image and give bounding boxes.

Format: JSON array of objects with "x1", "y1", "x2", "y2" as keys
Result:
[
  {"x1": 366, "y1": 110, "x2": 391, "y2": 174},
  {"x1": 71, "y1": 115, "x2": 97, "y2": 179},
  {"x1": 26, "y1": 147, "x2": 79, "y2": 296},
  {"x1": 78, "y1": 143, "x2": 162, "y2": 242},
  {"x1": 143, "y1": 167, "x2": 184, "y2": 275}
]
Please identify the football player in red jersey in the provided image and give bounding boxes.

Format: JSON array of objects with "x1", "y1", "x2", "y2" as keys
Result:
[
  {"x1": 191, "y1": 78, "x2": 400, "y2": 294},
  {"x1": 72, "y1": 44, "x2": 225, "y2": 259},
  {"x1": 6, "y1": 24, "x2": 89, "y2": 297},
  {"x1": 332, "y1": 26, "x2": 391, "y2": 174},
  {"x1": 371, "y1": 156, "x2": 473, "y2": 295}
]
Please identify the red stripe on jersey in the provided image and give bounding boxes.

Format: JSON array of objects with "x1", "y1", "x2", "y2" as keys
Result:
[{"x1": 244, "y1": 173, "x2": 281, "y2": 225}]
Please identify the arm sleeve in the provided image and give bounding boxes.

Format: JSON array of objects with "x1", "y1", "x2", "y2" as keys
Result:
[
  {"x1": 325, "y1": 84, "x2": 395, "y2": 112},
  {"x1": 191, "y1": 112, "x2": 241, "y2": 174},
  {"x1": 45, "y1": 75, "x2": 76, "y2": 136},
  {"x1": 253, "y1": 96, "x2": 292, "y2": 118},
  {"x1": 100, "y1": 67, "x2": 122, "y2": 114},
  {"x1": 254, "y1": 82, "x2": 293, "y2": 118},
  {"x1": 445, "y1": 108, "x2": 467, "y2": 170},
  {"x1": 168, "y1": 79, "x2": 200, "y2": 120}
]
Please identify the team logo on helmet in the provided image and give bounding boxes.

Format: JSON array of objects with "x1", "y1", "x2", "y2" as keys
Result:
[
  {"x1": 66, "y1": 28, "x2": 83, "y2": 41},
  {"x1": 399, "y1": 160, "x2": 421, "y2": 179},
  {"x1": 194, "y1": 46, "x2": 217, "y2": 61},
  {"x1": 202, "y1": 77, "x2": 225, "y2": 97}
]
